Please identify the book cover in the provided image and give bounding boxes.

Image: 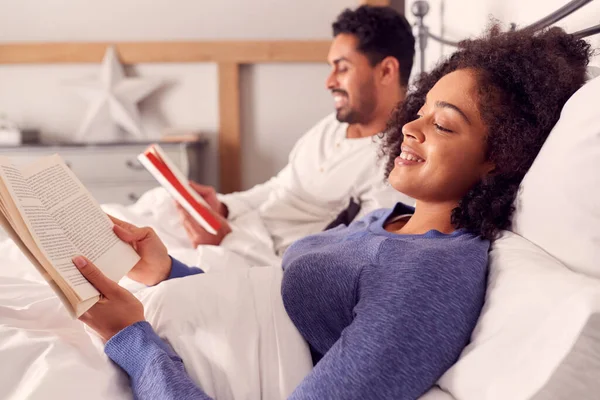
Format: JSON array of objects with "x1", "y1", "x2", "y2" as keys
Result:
[{"x1": 138, "y1": 144, "x2": 221, "y2": 235}]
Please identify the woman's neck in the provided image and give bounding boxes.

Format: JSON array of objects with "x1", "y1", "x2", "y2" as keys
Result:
[{"x1": 386, "y1": 201, "x2": 458, "y2": 235}]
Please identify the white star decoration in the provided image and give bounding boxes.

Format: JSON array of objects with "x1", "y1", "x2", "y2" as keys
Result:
[{"x1": 69, "y1": 46, "x2": 162, "y2": 142}]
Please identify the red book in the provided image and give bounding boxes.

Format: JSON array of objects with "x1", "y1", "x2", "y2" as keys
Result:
[{"x1": 138, "y1": 144, "x2": 220, "y2": 234}]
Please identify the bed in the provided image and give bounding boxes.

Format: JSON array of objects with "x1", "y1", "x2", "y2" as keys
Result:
[{"x1": 1, "y1": 1, "x2": 600, "y2": 399}]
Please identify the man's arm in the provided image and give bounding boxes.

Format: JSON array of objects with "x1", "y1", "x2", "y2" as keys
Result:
[
  {"x1": 217, "y1": 175, "x2": 282, "y2": 220},
  {"x1": 217, "y1": 121, "x2": 316, "y2": 221}
]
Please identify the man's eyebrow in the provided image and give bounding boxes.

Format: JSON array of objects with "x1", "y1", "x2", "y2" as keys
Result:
[
  {"x1": 435, "y1": 100, "x2": 471, "y2": 125},
  {"x1": 331, "y1": 57, "x2": 350, "y2": 65}
]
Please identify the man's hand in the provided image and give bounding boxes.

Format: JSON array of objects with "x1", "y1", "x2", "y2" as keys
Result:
[
  {"x1": 109, "y1": 215, "x2": 172, "y2": 286},
  {"x1": 73, "y1": 255, "x2": 145, "y2": 342},
  {"x1": 175, "y1": 203, "x2": 232, "y2": 248},
  {"x1": 189, "y1": 181, "x2": 228, "y2": 218}
]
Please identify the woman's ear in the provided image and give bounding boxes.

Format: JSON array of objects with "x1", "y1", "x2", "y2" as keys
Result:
[{"x1": 481, "y1": 161, "x2": 496, "y2": 178}]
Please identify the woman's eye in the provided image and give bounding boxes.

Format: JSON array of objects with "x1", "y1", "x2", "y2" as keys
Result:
[{"x1": 434, "y1": 123, "x2": 453, "y2": 133}]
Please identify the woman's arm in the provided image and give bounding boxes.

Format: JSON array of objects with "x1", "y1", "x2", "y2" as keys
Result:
[
  {"x1": 287, "y1": 261, "x2": 485, "y2": 399},
  {"x1": 105, "y1": 322, "x2": 213, "y2": 400},
  {"x1": 72, "y1": 251, "x2": 210, "y2": 399},
  {"x1": 167, "y1": 257, "x2": 203, "y2": 280}
]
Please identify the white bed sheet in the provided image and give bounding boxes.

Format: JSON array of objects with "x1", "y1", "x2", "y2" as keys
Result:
[{"x1": 0, "y1": 188, "x2": 456, "y2": 400}]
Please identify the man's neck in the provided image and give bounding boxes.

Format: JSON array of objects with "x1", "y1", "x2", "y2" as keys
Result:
[
  {"x1": 346, "y1": 88, "x2": 406, "y2": 139},
  {"x1": 346, "y1": 120, "x2": 387, "y2": 139}
]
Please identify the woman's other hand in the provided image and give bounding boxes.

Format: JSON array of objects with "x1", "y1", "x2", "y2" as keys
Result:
[
  {"x1": 73, "y1": 255, "x2": 145, "y2": 342},
  {"x1": 109, "y1": 215, "x2": 172, "y2": 286}
]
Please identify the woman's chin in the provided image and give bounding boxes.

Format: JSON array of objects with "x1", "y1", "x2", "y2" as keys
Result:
[{"x1": 387, "y1": 173, "x2": 416, "y2": 198}]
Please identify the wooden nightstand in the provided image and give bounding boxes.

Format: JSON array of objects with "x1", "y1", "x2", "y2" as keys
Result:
[{"x1": 0, "y1": 140, "x2": 207, "y2": 205}]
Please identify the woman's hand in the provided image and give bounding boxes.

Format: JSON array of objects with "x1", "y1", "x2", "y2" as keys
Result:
[
  {"x1": 109, "y1": 215, "x2": 172, "y2": 286},
  {"x1": 73, "y1": 255, "x2": 145, "y2": 342}
]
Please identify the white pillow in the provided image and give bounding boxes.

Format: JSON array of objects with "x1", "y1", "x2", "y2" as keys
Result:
[
  {"x1": 587, "y1": 65, "x2": 600, "y2": 79},
  {"x1": 438, "y1": 231, "x2": 600, "y2": 400},
  {"x1": 511, "y1": 75, "x2": 600, "y2": 278}
]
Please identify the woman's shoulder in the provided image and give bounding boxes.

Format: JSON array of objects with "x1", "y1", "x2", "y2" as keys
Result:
[{"x1": 377, "y1": 230, "x2": 490, "y2": 278}]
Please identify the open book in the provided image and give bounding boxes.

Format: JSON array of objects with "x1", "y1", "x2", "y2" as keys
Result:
[
  {"x1": 138, "y1": 144, "x2": 221, "y2": 235},
  {"x1": 0, "y1": 154, "x2": 140, "y2": 318}
]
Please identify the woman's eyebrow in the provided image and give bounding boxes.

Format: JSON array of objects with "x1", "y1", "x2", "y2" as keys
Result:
[{"x1": 435, "y1": 101, "x2": 471, "y2": 125}]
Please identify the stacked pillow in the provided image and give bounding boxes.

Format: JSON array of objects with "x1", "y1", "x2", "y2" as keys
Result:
[
  {"x1": 512, "y1": 73, "x2": 600, "y2": 278},
  {"x1": 439, "y1": 74, "x2": 600, "y2": 399}
]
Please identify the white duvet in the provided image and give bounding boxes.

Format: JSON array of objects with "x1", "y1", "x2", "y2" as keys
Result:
[{"x1": 0, "y1": 188, "x2": 452, "y2": 400}]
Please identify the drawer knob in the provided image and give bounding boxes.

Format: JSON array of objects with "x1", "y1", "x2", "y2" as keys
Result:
[
  {"x1": 125, "y1": 160, "x2": 145, "y2": 171},
  {"x1": 128, "y1": 192, "x2": 140, "y2": 202}
]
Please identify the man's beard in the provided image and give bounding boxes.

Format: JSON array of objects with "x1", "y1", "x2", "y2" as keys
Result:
[
  {"x1": 333, "y1": 83, "x2": 376, "y2": 124},
  {"x1": 335, "y1": 107, "x2": 360, "y2": 124}
]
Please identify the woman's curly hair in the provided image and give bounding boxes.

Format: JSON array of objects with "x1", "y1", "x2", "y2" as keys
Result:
[{"x1": 381, "y1": 25, "x2": 592, "y2": 240}]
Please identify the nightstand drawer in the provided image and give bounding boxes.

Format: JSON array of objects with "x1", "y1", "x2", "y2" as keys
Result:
[
  {"x1": 5, "y1": 145, "x2": 188, "y2": 184},
  {"x1": 88, "y1": 182, "x2": 159, "y2": 205},
  {"x1": 62, "y1": 147, "x2": 187, "y2": 184}
]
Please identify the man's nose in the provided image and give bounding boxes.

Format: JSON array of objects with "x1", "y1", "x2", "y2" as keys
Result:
[{"x1": 325, "y1": 71, "x2": 338, "y2": 90}]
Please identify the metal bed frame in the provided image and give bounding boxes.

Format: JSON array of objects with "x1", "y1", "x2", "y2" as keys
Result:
[{"x1": 411, "y1": 0, "x2": 600, "y2": 72}]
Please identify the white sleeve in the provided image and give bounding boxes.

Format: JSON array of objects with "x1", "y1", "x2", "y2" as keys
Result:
[
  {"x1": 355, "y1": 178, "x2": 415, "y2": 220},
  {"x1": 217, "y1": 176, "x2": 281, "y2": 220},
  {"x1": 217, "y1": 120, "x2": 316, "y2": 221}
]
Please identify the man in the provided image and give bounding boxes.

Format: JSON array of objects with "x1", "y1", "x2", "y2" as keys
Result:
[{"x1": 177, "y1": 5, "x2": 415, "y2": 265}]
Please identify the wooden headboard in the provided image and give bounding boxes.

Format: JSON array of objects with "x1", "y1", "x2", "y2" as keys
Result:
[
  {"x1": 0, "y1": 40, "x2": 330, "y2": 193},
  {"x1": 0, "y1": 0, "x2": 398, "y2": 193}
]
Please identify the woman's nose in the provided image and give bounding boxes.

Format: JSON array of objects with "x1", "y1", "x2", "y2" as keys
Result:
[{"x1": 401, "y1": 119, "x2": 425, "y2": 143}]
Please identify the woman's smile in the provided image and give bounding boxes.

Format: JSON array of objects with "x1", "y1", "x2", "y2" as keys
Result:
[{"x1": 395, "y1": 145, "x2": 426, "y2": 166}]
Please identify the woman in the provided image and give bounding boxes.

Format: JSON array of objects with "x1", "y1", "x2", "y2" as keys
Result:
[{"x1": 74, "y1": 27, "x2": 591, "y2": 399}]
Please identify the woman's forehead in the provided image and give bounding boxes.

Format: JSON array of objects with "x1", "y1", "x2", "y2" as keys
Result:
[{"x1": 426, "y1": 69, "x2": 482, "y2": 120}]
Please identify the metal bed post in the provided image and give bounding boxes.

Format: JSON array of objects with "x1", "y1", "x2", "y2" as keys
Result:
[{"x1": 410, "y1": 0, "x2": 599, "y2": 73}]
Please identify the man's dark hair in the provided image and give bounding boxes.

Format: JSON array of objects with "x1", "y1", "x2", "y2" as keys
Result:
[
  {"x1": 332, "y1": 5, "x2": 415, "y2": 87},
  {"x1": 381, "y1": 25, "x2": 591, "y2": 240}
]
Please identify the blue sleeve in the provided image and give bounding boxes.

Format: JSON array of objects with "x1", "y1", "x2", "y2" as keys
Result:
[
  {"x1": 167, "y1": 256, "x2": 203, "y2": 280},
  {"x1": 105, "y1": 321, "x2": 212, "y2": 400},
  {"x1": 288, "y1": 262, "x2": 485, "y2": 399}
]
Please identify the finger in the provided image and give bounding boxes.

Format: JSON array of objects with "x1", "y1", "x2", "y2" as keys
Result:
[
  {"x1": 182, "y1": 220, "x2": 203, "y2": 247},
  {"x1": 189, "y1": 181, "x2": 214, "y2": 196},
  {"x1": 112, "y1": 220, "x2": 154, "y2": 245},
  {"x1": 182, "y1": 217, "x2": 204, "y2": 234},
  {"x1": 175, "y1": 203, "x2": 194, "y2": 221},
  {"x1": 107, "y1": 214, "x2": 137, "y2": 231},
  {"x1": 72, "y1": 256, "x2": 119, "y2": 298},
  {"x1": 79, "y1": 310, "x2": 92, "y2": 323}
]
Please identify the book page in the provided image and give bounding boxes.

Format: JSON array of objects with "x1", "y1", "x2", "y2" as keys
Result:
[
  {"x1": 22, "y1": 155, "x2": 140, "y2": 282},
  {"x1": 0, "y1": 158, "x2": 99, "y2": 301},
  {"x1": 0, "y1": 209, "x2": 74, "y2": 315}
]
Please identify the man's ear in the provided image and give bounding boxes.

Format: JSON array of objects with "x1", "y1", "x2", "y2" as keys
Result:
[{"x1": 378, "y1": 56, "x2": 400, "y2": 86}]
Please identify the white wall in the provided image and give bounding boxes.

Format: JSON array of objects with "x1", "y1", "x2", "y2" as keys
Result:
[
  {"x1": 0, "y1": 0, "x2": 355, "y2": 190},
  {"x1": 406, "y1": 0, "x2": 600, "y2": 74},
  {"x1": 2, "y1": 0, "x2": 597, "y2": 190}
]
